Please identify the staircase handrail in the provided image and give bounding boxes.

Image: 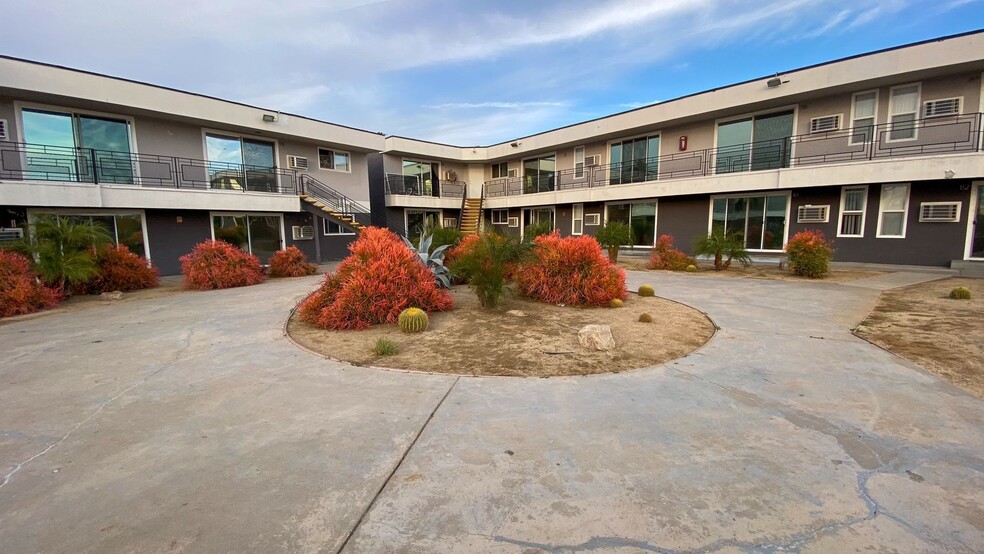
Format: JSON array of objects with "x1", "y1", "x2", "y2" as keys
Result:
[{"x1": 299, "y1": 174, "x2": 370, "y2": 214}]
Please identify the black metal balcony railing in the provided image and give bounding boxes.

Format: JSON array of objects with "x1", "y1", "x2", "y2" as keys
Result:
[
  {"x1": 384, "y1": 173, "x2": 466, "y2": 198},
  {"x1": 483, "y1": 112, "x2": 984, "y2": 197},
  {"x1": 0, "y1": 141, "x2": 299, "y2": 195}
]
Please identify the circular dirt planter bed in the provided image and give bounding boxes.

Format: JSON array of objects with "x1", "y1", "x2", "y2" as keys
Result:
[{"x1": 288, "y1": 286, "x2": 714, "y2": 377}]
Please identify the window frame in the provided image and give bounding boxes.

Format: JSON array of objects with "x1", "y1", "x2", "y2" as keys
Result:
[
  {"x1": 318, "y1": 148, "x2": 351, "y2": 172},
  {"x1": 573, "y1": 146, "x2": 585, "y2": 179},
  {"x1": 876, "y1": 183, "x2": 910, "y2": 239},
  {"x1": 887, "y1": 83, "x2": 921, "y2": 143},
  {"x1": 572, "y1": 203, "x2": 584, "y2": 235},
  {"x1": 605, "y1": 200, "x2": 659, "y2": 247},
  {"x1": 491, "y1": 162, "x2": 509, "y2": 179},
  {"x1": 837, "y1": 185, "x2": 869, "y2": 238},
  {"x1": 323, "y1": 215, "x2": 356, "y2": 236},
  {"x1": 848, "y1": 90, "x2": 879, "y2": 146},
  {"x1": 491, "y1": 209, "x2": 509, "y2": 225},
  {"x1": 26, "y1": 208, "x2": 151, "y2": 261}
]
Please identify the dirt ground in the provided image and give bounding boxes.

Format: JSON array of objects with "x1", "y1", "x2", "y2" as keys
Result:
[
  {"x1": 288, "y1": 286, "x2": 715, "y2": 377},
  {"x1": 855, "y1": 277, "x2": 984, "y2": 398},
  {"x1": 617, "y1": 258, "x2": 883, "y2": 283}
]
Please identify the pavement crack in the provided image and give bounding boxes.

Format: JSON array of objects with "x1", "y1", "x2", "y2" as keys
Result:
[{"x1": 335, "y1": 376, "x2": 459, "y2": 553}]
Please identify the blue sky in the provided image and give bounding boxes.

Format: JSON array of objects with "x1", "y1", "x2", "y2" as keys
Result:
[{"x1": 3, "y1": 0, "x2": 984, "y2": 145}]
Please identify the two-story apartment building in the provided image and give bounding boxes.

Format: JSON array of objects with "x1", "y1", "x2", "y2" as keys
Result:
[
  {"x1": 0, "y1": 57, "x2": 383, "y2": 275},
  {"x1": 376, "y1": 31, "x2": 984, "y2": 270},
  {"x1": 3, "y1": 31, "x2": 984, "y2": 273}
]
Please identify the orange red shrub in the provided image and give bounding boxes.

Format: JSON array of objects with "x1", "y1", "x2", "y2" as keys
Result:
[
  {"x1": 269, "y1": 246, "x2": 318, "y2": 278},
  {"x1": 0, "y1": 249, "x2": 61, "y2": 317},
  {"x1": 516, "y1": 232, "x2": 626, "y2": 306},
  {"x1": 785, "y1": 229, "x2": 834, "y2": 278},
  {"x1": 298, "y1": 227, "x2": 453, "y2": 329},
  {"x1": 75, "y1": 244, "x2": 159, "y2": 294},
  {"x1": 180, "y1": 240, "x2": 265, "y2": 290},
  {"x1": 647, "y1": 234, "x2": 695, "y2": 271}
]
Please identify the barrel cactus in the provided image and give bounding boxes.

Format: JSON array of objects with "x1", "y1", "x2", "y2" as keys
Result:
[
  {"x1": 638, "y1": 313, "x2": 653, "y2": 323},
  {"x1": 686, "y1": 264, "x2": 698, "y2": 273},
  {"x1": 398, "y1": 307, "x2": 429, "y2": 332},
  {"x1": 609, "y1": 299, "x2": 624, "y2": 308},
  {"x1": 949, "y1": 286, "x2": 971, "y2": 300},
  {"x1": 638, "y1": 284, "x2": 655, "y2": 297}
]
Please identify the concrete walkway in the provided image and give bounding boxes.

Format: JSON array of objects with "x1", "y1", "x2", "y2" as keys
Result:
[{"x1": 0, "y1": 272, "x2": 982, "y2": 553}]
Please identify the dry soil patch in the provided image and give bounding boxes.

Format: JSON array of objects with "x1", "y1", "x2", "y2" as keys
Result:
[
  {"x1": 855, "y1": 277, "x2": 984, "y2": 397},
  {"x1": 288, "y1": 286, "x2": 715, "y2": 377}
]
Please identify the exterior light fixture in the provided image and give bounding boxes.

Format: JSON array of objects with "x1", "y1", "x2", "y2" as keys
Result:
[
  {"x1": 767, "y1": 74, "x2": 783, "y2": 88},
  {"x1": 511, "y1": 142, "x2": 521, "y2": 147},
  {"x1": 262, "y1": 114, "x2": 277, "y2": 123},
  {"x1": 945, "y1": 169, "x2": 955, "y2": 179}
]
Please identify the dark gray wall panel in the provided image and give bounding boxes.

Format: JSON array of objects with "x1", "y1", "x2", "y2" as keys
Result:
[
  {"x1": 146, "y1": 210, "x2": 212, "y2": 276},
  {"x1": 655, "y1": 195, "x2": 710, "y2": 255}
]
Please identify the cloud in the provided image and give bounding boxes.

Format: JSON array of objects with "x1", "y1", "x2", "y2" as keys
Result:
[{"x1": 425, "y1": 101, "x2": 568, "y2": 110}]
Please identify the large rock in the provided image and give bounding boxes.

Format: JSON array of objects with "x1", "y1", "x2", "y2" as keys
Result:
[
  {"x1": 578, "y1": 324, "x2": 616, "y2": 351},
  {"x1": 100, "y1": 291, "x2": 124, "y2": 301}
]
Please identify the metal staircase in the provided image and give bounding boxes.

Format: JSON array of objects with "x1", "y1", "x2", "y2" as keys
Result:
[{"x1": 299, "y1": 174, "x2": 369, "y2": 233}]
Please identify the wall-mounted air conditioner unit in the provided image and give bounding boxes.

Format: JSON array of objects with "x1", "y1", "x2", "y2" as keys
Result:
[
  {"x1": 291, "y1": 225, "x2": 315, "y2": 240},
  {"x1": 443, "y1": 170, "x2": 458, "y2": 181},
  {"x1": 287, "y1": 156, "x2": 309, "y2": 171},
  {"x1": 584, "y1": 155, "x2": 600, "y2": 166},
  {"x1": 0, "y1": 119, "x2": 7, "y2": 140},
  {"x1": 507, "y1": 168, "x2": 518, "y2": 178},
  {"x1": 0, "y1": 227, "x2": 23, "y2": 245}
]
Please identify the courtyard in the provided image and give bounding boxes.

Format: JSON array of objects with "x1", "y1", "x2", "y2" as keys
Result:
[{"x1": 0, "y1": 270, "x2": 982, "y2": 552}]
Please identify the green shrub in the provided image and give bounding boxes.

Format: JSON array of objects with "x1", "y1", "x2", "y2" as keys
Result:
[
  {"x1": 522, "y1": 220, "x2": 554, "y2": 244},
  {"x1": 694, "y1": 228, "x2": 751, "y2": 271},
  {"x1": 686, "y1": 264, "x2": 698, "y2": 272},
  {"x1": 449, "y1": 233, "x2": 530, "y2": 308},
  {"x1": 595, "y1": 221, "x2": 633, "y2": 263},
  {"x1": 429, "y1": 227, "x2": 463, "y2": 252},
  {"x1": 609, "y1": 298, "x2": 624, "y2": 308},
  {"x1": 950, "y1": 286, "x2": 971, "y2": 300},
  {"x1": 398, "y1": 307, "x2": 429, "y2": 332},
  {"x1": 785, "y1": 229, "x2": 833, "y2": 278},
  {"x1": 372, "y1": 337, "x2": 399, "y2": 356},
  {"x1": 638, "y1": 313, "x2": 653, "y2": 323},
  {"x1": 638, "y1": 284, "x2": 655, "y2": 297}
]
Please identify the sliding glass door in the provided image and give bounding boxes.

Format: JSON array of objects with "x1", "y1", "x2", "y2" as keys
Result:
[
  {"x1": 402, "y1": 160, "x2": 435, "y2": 195},
  {"x1": 610, "y1": 135, "x2": 659, "y2": 185},
  {"x1": 711, "y1": 194, "x2": 788, "y2": 250},
  {"x1": 212, "y1": 213, "x2": 284, "y2": 262},
  {"x1": 205, "y1": 134, "x2": 277, "y2": 192},
  {"x1": 607, "y1": 202, "x2": 656, "y2": 246},
  {"x1": 21, "y1": 109, "x2": 133, "y2": 183},
  {"x1": 523, "y1": 156, "x2": 555, "y2": 193},
  {"x1": 716, "y1": 111, "x2": 793, "y2": 174}
]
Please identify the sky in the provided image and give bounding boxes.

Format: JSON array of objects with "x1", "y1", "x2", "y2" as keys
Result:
[{"x1": 3, "y1": 0, "x2": 984, "y2": 145}]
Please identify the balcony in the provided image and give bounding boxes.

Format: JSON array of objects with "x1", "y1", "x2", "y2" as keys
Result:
[
  {"x1": 383, "y1": 173, "x2": 468, "y2": 209},
  {"x1": 0, "y1": 141, "x2": 300, "y2": 194},
  {"x1": 483, "y1": 113, "x2": 984, "y2": 198}
]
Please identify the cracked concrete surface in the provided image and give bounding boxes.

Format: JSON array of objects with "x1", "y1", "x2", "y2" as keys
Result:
[{"x1": 1, "y1": 271, "x2": 982, "y2": 553}]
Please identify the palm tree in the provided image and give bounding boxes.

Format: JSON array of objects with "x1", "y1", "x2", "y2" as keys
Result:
[
  {"x1": 13, "y1": 216, "x2": 113, "y2": 293},
  {"x1": 693, "y1": 228, "x2": 752, "y2": 271}
]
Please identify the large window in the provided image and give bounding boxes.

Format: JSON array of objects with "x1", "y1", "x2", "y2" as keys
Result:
[
  {"x1": 716, "y1": 111, "x2": 793, "y2": 174},
  {"x1": 205, "y1": 134, "x2": 277, "y2": 192},
  {"x1": 34, "y1": 212, "x2": 146, "y2": 257},
  {"x1": 318, "y1": 148, "x2": 351, "y2": 172},
  {"x1": 838, "y1": 186, "x2": 868, "y2": 237},
  {"x1": 402, "y1": 160, "x2": 435, "y2": 196},
  {"x1": 607, "y1": 202, "x2": 656, "y2": 246},
  {"x1": 877, "y1": 184, "x2": 909, "y2": 238},
  {"x1": 889, "y1": 84, "x2": 920, "y2": 141},
  {"x1": 522, "y1": 207, "x2": 555, "y2": 237},
  {"x1": 212, "y1": 213, "x2": 283, "y2": 262},
  {"x1": 610, "y1": 135, "x2": 658, "y2": 184},
  {"x1": 850, "y1": 91, "x2": 878, "y2": 145},
  {"x1": 21, "y1": 108, "x2": 134, "y2": 184},
  {"x1": 523, "y1": 155, "x2": 555, "y2": 193},
  {"x1": 711, "y1": 194, "x2": 787, "y2": 250}
]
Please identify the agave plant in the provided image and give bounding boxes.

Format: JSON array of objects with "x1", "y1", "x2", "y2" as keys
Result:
[{"x1": 402, "y1": 232, "x2": 452, "y2": 288}]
